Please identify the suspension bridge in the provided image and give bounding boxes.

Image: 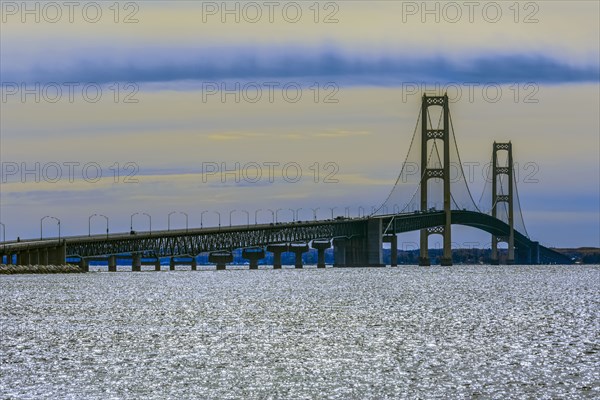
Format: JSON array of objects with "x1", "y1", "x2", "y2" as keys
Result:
[{"x1": 0, "y1": 94, "x2": 572, "y2": 270}]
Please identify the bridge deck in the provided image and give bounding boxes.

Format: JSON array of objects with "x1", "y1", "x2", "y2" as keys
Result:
[{"x1": 0, "y1": 211, "x2": 571, "y2": 264}]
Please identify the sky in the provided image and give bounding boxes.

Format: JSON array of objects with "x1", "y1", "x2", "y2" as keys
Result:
[{"x1": 0, "y1": 1, "x2": 599, "y2": 248}]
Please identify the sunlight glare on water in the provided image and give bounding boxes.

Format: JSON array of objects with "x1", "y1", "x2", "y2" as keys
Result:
[{"x1": 1, "y1": 265, "x2": 599, "y2": 399}]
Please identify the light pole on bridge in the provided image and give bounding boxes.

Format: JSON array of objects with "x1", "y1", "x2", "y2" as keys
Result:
[
  {"x1": 344, "y1": 207, "x2": 350, "y2": 218},
  {"x1": 329, "y1": 207, "x2": 337, "y2": 219},
  {"x1": 168, "y1": 212, "x2": 176, "y2": 231},
  {"x1": 168, "y1": 211, "x2": 189, "y2": 233},
  {"x1": 267, "y1": 209, "x2": 275, "y2": 223},
  {"x1": 144, "y1": 213, "x2": 152, "y2": 235},
  {"x1": 0, "y1": 222, "x2": 5, "y2": 250},
  {"x1": 40, "y1": 216, "x2": 60, "y2": 241},
  {"x1": 130, "y1": 212, "x2": 138, "y2": 231},
  {"x1": 229, "y1": 209, "x2": 237, "y2": 227},
  {"x1": 200, "y1": 211, "x2": 208, "y2": 229},
  {"x1": 358, "y1": 206, "x2": 365, "y2": 217},
  {"x1": 254, "y1": 209, "x2": 262, "y2": 225},
  {"x1": 89, "y1": 214, "x2": 109, "y2": 238},
  {"x1": 275, "y1": 208, "x2": 283, "y2": 223},
  {"x1": 0, "y1": 221, "x2": 5, "y2": 264},
  {"x1": 130, "y1": 212, "x2": 151, "y2": 235},
  {"x1": 311, "y1": 208, "x2": 319, "y2": 221},
  {"x1": 289, "y1": 208, "x2": 302, "y2": 222},
  {"x1": 181, "y1": 212, "x2": 189, "y2": 233},
  {"x1": 214, "y1": 211, "x2": 221, "y2": 230}
]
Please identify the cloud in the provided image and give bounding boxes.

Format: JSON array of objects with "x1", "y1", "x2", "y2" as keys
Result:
[{"x1": 3, "y1": 46, "x2": 598, "y2": 86}]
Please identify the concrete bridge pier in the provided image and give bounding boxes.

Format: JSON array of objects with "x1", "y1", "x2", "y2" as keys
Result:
[
  {"x1": 209, "y1": 252, "x2": 233, "y2": 270},
  {"x1": 516, "y1": 244, "x2": 536, "y2": 265},
  {"x1": 491, "y1": 238, "x2": 515, "y2": 265},
  {"x1": 345, "y1": 237, "x2": 366, "y2": 267},
  {"x1": 48, "y1": 243, "x2": 66, "y2": 265},
  {"x1": 108, "y1": 256, "x2": 117, "y2": 272},
  {"x1": 367, "y1": 219, "x2": 384, "y2": 268},
  {"x1": 24, "y1": 250, "x2": 38, "y2": 265},
  {"x1": 31, "y1": 250, "x2": 39, "y2": 265},
  {"x1": 311, "y1": 240, "x2": 331, "y2": 268},
  {"x1": 419, "y1": 255, "x2": 431, "y2": 266},
  {"x1": 440, "y1": 256, "x2": 453, "y2": 266},
  {"x1": 334, "y1": 234, "x2": 376, "y2": 268},
  {"x1": 17, "y1": 243, "x2": 67, "y2": 266},
  {"x1": 79, "y1": 257, "x2": 89, "y2": 272},
  {"x1": 332, "y1": 238, "x2": 347, "y2": 267},
  {"x1": 169, "y1": 256, "x2": 198, "y2": 271},
  {"x1": 490, "y1": 256, "x2": 500, "y2": 265},
  {"x1": 290, "y1": 243, "x2": 309, "y2": 268},
  {"x1": 490, "y1": 237, "x2": 500, "y2": 265},
  {"x1": 383, "y1": 234, "x2": 398, "y2": 267},
  {"x1": 267, "y1": 244, "x2": 288, "y2": 269},
  {"x1": 242, "y1": 248, "x2": 265, "y2": 270},
  {"x1": 530, "y1": 241, "x2": 540, "y2": 265},
  {"x1": 40, "y1": 248, "x2": 48, "y2": 265},
  {"x1": 16, "y1": 252, "x2": 27, "y2": 266},
  {"x1": 132, "y1": 253, "x2": 142, "y2": 272},
  {"x1": 345, "y1": 238, "x2": 356, "y2": 267},
  {"x1": 507, "y1": 253, "x2": 515, "y2": 265},
  {"x1": 155, "y1": 258, "x2": 162, "y2": 271}
]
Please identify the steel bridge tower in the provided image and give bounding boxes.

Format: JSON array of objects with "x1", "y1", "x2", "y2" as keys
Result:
[
  {"x1": 419, "y1": 94, "x2": 452, "y2": 266},
  {"x1": 491, "y1": 142, "x2": 515, "y2": 264}
]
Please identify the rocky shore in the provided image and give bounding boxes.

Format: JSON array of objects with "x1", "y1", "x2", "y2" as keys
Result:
[{"x1": 0, "y1": 264, "x2": 83, "y2": 274}]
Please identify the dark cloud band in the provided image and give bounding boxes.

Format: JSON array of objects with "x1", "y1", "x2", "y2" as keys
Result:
[{"x1": 3, "y1": 48, "x2": 599, "y2": 86}]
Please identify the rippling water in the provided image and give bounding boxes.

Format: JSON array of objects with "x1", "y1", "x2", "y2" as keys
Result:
[{"x1": 1, "y1": 265, "x2": 599, "y2": 399}]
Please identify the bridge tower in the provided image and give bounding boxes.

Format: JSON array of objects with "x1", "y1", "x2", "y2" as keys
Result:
[
  {"x1": 419, "y1": 94, "x2": 452, "y2": 266},
  {"x1": 491, "y1": 142, "x2": 515, "y2": 264}
]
